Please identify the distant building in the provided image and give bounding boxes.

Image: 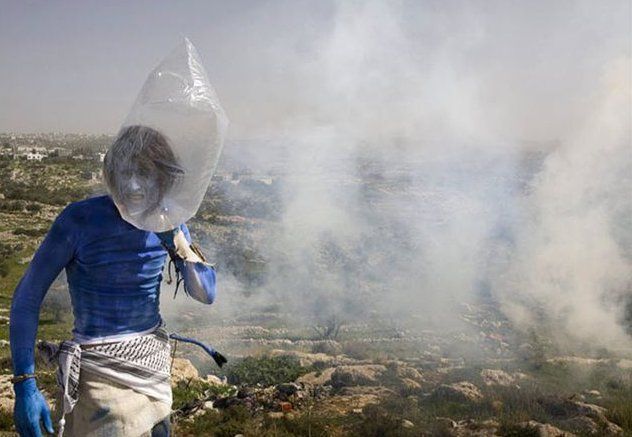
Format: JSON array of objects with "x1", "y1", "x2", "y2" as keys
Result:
[
  {"x1": 97, "y1": 152, "x2": 106, "y2": 162},
  {"x1": 26, "y1": 152, "x2": 45, "y2": 161},
  {"x1": 53, "y1": 147, "x2": 71, "y2": 157},
  {"x1": 16, "y1": 145, "x2": 46, "y2": 153}
]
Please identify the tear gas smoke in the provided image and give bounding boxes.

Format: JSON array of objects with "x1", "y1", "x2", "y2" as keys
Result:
[{"x1": 161, "y1": 1, "x2": 631, "y2": 354}]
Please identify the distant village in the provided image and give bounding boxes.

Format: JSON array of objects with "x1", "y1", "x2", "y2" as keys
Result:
[
  {"x1": 0, "y1": 132, "x2": 282, "y2": 187},
  {"x1": 0, "y1": 132, "x2": 109, "y2": 162}
]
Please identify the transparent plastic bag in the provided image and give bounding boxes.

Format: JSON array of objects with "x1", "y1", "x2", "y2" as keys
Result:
[{"x1": 104, "y1": 38, "x2": 228, "y2": 232}]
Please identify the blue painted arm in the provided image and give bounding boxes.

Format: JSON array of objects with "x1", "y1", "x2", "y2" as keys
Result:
[
  {"x1": 10, "y1": 206, "x2": 76, "y2": 376},
  {"x1": 10, "y1": 206, "x2": 75, "y2": 436},
  {"x1": 157, "y1": 223, "x2": 217, "y2": 304}
]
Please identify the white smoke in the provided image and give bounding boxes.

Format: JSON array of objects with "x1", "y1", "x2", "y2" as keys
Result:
[
  {"x1": 496, "y1": 58, "x2": 632, "y2": 349},
  {"x1": 163, "y1": 1, "x2": 632, "y2": 352}
]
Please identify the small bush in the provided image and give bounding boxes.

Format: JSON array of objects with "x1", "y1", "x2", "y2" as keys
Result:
[
  {"x1": 172, "y1": 379, "x2": 215, "y2": 412},
  {"x1": 311, "y1": 340, "x2": 342, "y2": 356},
  {"x1": 0, "y1": 261, "x2": 9, "y2": 278},
  {"x1": 25, "y1": 202, "x2": 42, "y2": 212},
  {"x1": 0, "y1": 409, "x2": 15, "y2": 432},
  {"x1": 225, "y1": 355, "x2": 311, "y2": 387},
  {"x1": 0, "y1": 199, "x2": 26, "y2": 212},
  {"x1": 13, "y1": 227, "x2": 47, "y2": 237}
]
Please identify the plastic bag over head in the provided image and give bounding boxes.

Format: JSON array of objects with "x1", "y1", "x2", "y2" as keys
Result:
[{"x1": 104, "y1": 38, "x2": 228, "y2": 232}]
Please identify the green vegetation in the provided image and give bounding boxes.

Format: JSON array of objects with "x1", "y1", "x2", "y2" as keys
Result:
[
  {"x1": 177, "y1": 405, "x2": 258, "y2": 437},
  {"x1": 605, "y1": 392, "x2": 632, "y2": 432},
  {"x1": 172, "y1": 378, "x2": 237, "y2": 413},
  {"x1": 0, "y1": 410, "x2": 15, "y2": 433},
  {"x1": 176, "y1": 405, "x2": 346, "y2": 437},
  {"x1": 224, "y1": 355, "x2": 312, "y2": 387},
  {"x1": 1, "y1": 147, "x2": 631, "y2": 436},
  {"x1": 12, "y1": 227, "x2": 47, "y2": 237}
]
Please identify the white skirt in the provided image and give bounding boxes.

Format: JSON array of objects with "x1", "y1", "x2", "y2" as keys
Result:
[{"x1": 59, "y1": 368, "x2": 171, "y2": 437}]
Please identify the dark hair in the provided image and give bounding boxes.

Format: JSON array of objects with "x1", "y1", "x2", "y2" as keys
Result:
[{"x1": 103, "y1": 125, "x2": 184, "y2": 216}]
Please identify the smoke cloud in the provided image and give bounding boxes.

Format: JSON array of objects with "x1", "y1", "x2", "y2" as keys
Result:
[
  {"x1": 162, "y1": 1, "x2": 631, "y2": 353},
  {"x1": 496, "y1": 58, "x2": 632, "y2": 350}
]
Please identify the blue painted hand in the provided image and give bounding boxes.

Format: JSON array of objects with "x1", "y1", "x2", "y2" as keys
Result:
[{"x1": 13, "y1": 379, "x2": 54, "y2": 436}]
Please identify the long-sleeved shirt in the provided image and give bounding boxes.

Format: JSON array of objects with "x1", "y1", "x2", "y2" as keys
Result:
[{"x1": 10, "y1": 194, "x2": 216, "y2": 376}]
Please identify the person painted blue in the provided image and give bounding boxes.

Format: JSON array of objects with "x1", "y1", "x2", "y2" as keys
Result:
[{"x1": 10, "y1": 125, "x2": 218, "y2": 436}]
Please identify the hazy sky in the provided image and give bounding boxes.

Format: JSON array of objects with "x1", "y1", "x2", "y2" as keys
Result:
[
  {"x1": 0, "y1": 0, "x2": 629, "y2": 140},
  {"x1": 0, "y1": 0, "x2": 334, "y2": 135}
]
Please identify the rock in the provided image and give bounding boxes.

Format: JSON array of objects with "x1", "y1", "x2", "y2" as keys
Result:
[
  {"x1": 171, "y1": 358, "x2": 199, "y2": 382},
  {"x1": 517, "y1": 420, "x2": 577, "y2": 437},
  {"x1": 296, "y1": 368, "x2": 335, "y2": 386},
  {"x1": 400, "y1": 378, "x2": 422, "y2": 390},
  {"x1": 452, "y1": 419, "x2": 500, "y2": 436},
  {"x1": 331, "y1": 365, "x2": 387, "y2": 388},
  {"x1": 391, "y1": 363, "x2": 424, "y2": 382},
  {"x1": 571, "y1": 400, "x2": 608, "y2": 419},
  {"x1": 435, "y1": 417, "x2": 457, "y2": 429},
  {"x1": 582, "y1": 389, "x2": 602, "y2": 399},
  {"x1": 480, "y1": 369, "x2": 515, "y2": 387},
  {"x1": 202, "y1": 400, "x2": 215, "y2": 411},
  {"x1": 204, "y1": 374, "x2": 225, "y2": 385},
  {"x1": 431, "y1": 381, "x2": 484, "y2": 403},
  {"x1": 385, "y1": 362, "x2": 423, "y2": 390},
  {"x1": 402, "y1": 419, "x2": 414, "y2": 429},
  {"x1": 604, "y1": 421, "x2": 624, "y2": 435},
  {"x1": 537, "y1": 397, "x2": 622, "y2": 434},
  {"x1": 570, "y1": 401, "x2": 622, "y2": 434},
  {"x1": 0, "y1": 374, "x2": 15, "y2": 413},
  {"x1": 559, "y1": 416, "x2": 599, "y2": 435}
]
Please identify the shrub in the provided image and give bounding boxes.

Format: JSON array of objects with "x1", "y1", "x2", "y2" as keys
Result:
[
  {"x1": 0, "y1": 409, "x2": 14, "y2": 433},
  {"x1": 176, "y1": 405, "x2": 257, "y2": 437},
  {"x1": 225, "y1": 355, "x2": 311, "y2": 387},
  {"x1": 0, "y1": 261, "x2": 9, "y2": 278},
  {"x1": 25, "y1": 203, "x2": 42, "y2": 212},
  {"x1": 13, "y1": 227, "x2": 47, "y2": 237},
  {"x1": 172, "y1": 379, "x2": 216, "y2": 412}
]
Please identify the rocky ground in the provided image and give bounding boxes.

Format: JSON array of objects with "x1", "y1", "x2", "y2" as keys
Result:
[
  {"x1": 1, "y1": 336, "x2": 630, "y2": 436},
  {"x1": 164, "y1": 345, "x2": 630, "y2": 436},
  {"x1": 153, "y1": 300, "x2": 631, "y2": 437},
  {"x1": 1, "y1": 157, "x2": 631, "y2": 436}
]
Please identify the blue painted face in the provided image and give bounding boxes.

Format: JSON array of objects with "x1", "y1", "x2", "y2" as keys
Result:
[{"x1": 118, "y1": 161, "x2": 161, "y2": 218}]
